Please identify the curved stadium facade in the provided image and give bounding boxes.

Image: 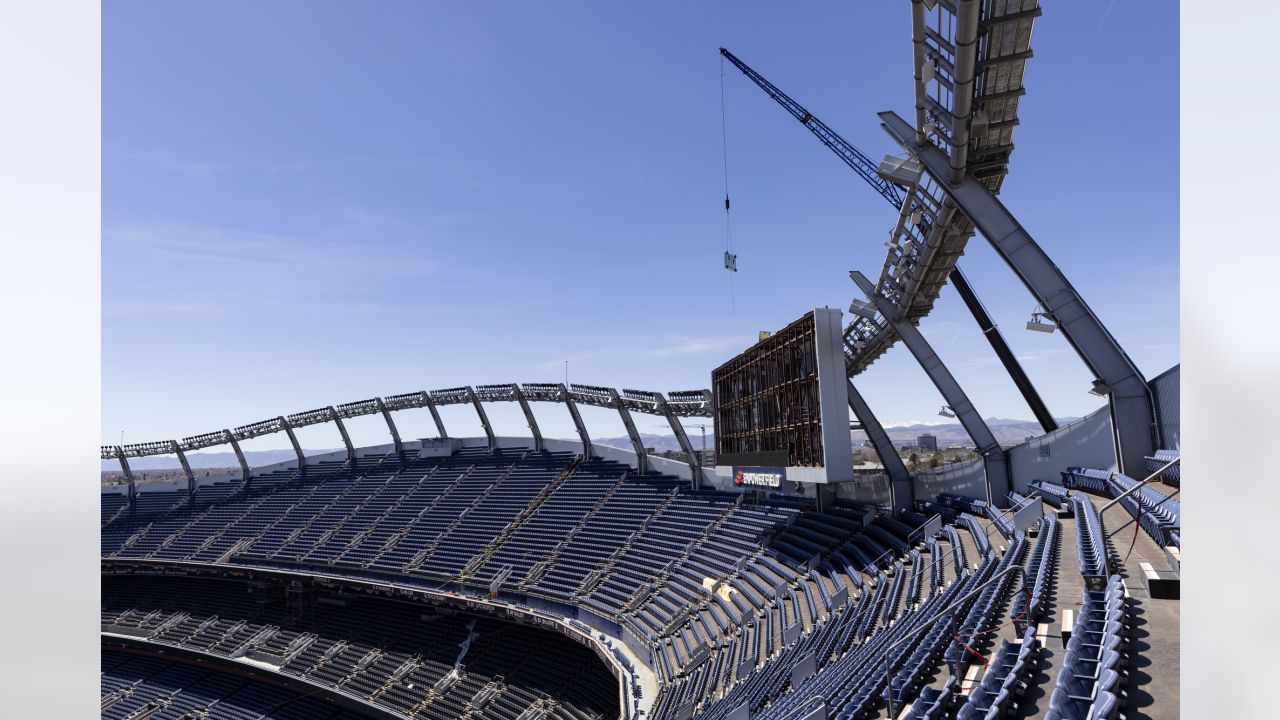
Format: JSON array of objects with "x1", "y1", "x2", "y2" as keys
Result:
[{"x1": 102, "y1": 3, "x2": 1181, "y2": 719}]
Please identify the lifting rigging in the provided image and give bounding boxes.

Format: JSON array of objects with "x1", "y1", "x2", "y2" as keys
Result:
[{"x1": 719, "y1": 53, "x2": 738, "y2": 313}]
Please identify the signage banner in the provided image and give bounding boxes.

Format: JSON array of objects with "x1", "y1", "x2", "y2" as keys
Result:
[{"x1": 732, "y1": 466, "x2": 786, "y2": 489}]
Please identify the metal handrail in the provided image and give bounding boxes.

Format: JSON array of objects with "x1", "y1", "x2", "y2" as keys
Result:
[
  {"x1": 1098, "y1": 456, "x2": 1180, "y2": 518},
  {"x1": 1105, "y1": 486, "x2": 1181, "y2": 538},
  {"x1": 774, "y1": 694, "x2": 828, "y2": 720},
  {"x1": 1099, "y1": 455, "x2": 1180, "y2": 578}
]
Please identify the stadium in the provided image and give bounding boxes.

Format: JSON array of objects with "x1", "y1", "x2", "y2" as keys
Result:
[{"x1": 99, "y1": 3, "x2": 1180, "y2": 720}]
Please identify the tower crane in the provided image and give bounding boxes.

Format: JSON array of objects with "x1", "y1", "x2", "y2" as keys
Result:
[{"x1": 718, "y1": 47, "x2": 1058, "y2": 433}]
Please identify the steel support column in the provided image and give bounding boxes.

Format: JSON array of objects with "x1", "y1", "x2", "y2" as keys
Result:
[
  {"x1": 949, "y1": 0, "x2": 982, "y2": 183},
  {"x1": 910, "y1": 0, "x2": 929, "y2": 148},
  {"x1": 170, "y1": 440, "x2": 195, "y2": 497},
  {"x1": 374, "y1": 398, "x2": 403, "y2": 459},
  {"x1": 950, "y1": 269, "x2": 1058, "y2": 433},
  {"x1": 655, "y1": 392, "x2": 700, "y2": 488},
  {"x1": 880, "y1": 109, "x2": 1158, "y2": 474},
  {"x1": 846, "y1": 381, "x2": 912, "y2": 513},
  {"x1": 423, "y1": 393, "x2": 448, "y2": 438},
  {"x1": 115, "y1": 446, "x2": 136, "y2": 503},
  {"x1": 853, "y1": 270, "x2": 1009, "y2": 503},
  {"x1": 511, "y1": 385, "x2": 544, "y2": 451},
  {"x1": 328, "y1": 407, "x2": 355, "y2": 464},
  {"x1": 466, "y1": 386, "x2": 496, "y2": 450},
  {"x1": 279, "y1": 417, "x2": 306, "y2": 478},
  {"x1": 223, "y1": 430, "x2": 250, "y2": 487},
  {"x1": 608, "y1": 388, "x2": 648, "y2": 474},
  {"x1": 559, "y1": 383, "x2": 592, "y2": 458}
]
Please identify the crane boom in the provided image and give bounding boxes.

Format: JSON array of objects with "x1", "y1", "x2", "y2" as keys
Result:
[
  {"x1": 720, "y1": 47, "x2": 903, "y2": 208},
  {"x1": 719, "y1": 46, "x2": 1059, "y2": 434}
]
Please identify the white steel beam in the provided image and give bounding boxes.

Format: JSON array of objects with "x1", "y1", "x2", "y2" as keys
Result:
[
  {"x1": 846, "y1": 381, "x2": 912, "y2": 513},
  {"x1": 608, "y1": 388, "x2": 648, "y2": 474},
  {"x1": 558, "y1": 383, "x2": 593, "y2": 458},
  {"x1": 114, "y1": 446, "x2": 135, "y2": 503},
  {"x1": 880, "y1": 109, "x2": 1158, "y2": 474},
  {"x1": 466, "y1": 387, "x2": 496, "y2": 450},
  {"x1": 511, "y1": 385, "x2": 543, "y2": 451},
  {"x1": 852, "y1": 270, "x2": 1009, "y2": 503},
  {"x1": 654, "y1": 392, "x2": 700, "y2": 488},
  {"x1": 327, "y1": 407, "x2": 355, "y2": 464},
  {"x1": 278, "y1": 416, "x2": 306, "y2": 477},
  {"x1": 223, "y1": 430, "x2": 251, "y2": 486},
  {"x1": 374, "y1": 398, "x2": 404, "y2": 459},
  {"x1": 170, "y1": 440, "x2": 195, "y2": 496}
]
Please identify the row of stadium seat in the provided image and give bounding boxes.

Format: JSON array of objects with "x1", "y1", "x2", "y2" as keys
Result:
[
  {"x1": 1144, "y1": 448, "x2": 1180, "y2": 485},
  {"x1": 105, "y1": 447, "x2": 1135, "y2": 719},
  {"x1": 1010, "y1": 513, "x2": 1060, "y2": 631},
  {"x1": 1073, "y1": 494, "x2": 1110, "y2": 580},
  {"x1": 1062, "y1": 467, "x2": 1180, "y2": 549},
  {"x1": 674, "y1": 511, "x2": 1011, "y2": 719},
  {"x1": 102, "y1": 648, "x2": 367, "y2": 720},
  {"x1": 106, "y1": 447, "x2": 948, "y2": 688},
  {"x1": 1029, "y1": 479, "x2": 1072, "y2": 509},
  {"x1": 956, "y1": 627, "x2": 1040, "y2": 719},
  {"x1": 1046, "y1": 576, "x2": 1131, "y2": 719},
  {"x1": 102, "y1": 575, "x2": 616, "y2": 720},
  {"x1": 937, "y1": 493, "x2": 991, "y2": 516}
]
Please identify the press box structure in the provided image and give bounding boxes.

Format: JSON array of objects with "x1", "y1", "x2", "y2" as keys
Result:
[{"x1": 711, "y1": 308, "x2": 853, "y2": 493}]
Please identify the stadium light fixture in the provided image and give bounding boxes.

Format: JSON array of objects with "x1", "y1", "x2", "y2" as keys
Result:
[
  {"x1": 970, "y1": 110, "x2": 990, "y2": 137},
  {"x1": 938, "y1": 405, "x2": 956, "y2": 418},
  {"x1": 921, "y1": 59, "x2": 936, "y2": 85},
  {"x1": 1089, "y1": 380, "x2": 1113, "y2": 397}
]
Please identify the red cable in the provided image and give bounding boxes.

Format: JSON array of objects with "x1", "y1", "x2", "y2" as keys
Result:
[
  {"x1": 948, "y1": 586, "x2": 1034, "y2": 669},
  {"x1": 951, "y1": 634, "x2": 990, "y2": 669}
]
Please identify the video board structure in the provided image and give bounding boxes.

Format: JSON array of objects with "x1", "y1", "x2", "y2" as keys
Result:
[{"x1": 712, "y1": 308, "x2": 852, "y2": 488}]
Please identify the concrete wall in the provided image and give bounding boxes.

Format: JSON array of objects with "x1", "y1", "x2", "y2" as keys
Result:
[
  {"x1": 1006, "y1": 405, "x2": 1116, "y2": 492},
  {"x1": 833, "y1": 474, "x2": 892, "y2": 505},
  {"x1": 912, "y1": 456, "x2": 987, "y2": 502},
  {"x1": 1149, "y1": 364, "x2": 1180, "y2": 451}
]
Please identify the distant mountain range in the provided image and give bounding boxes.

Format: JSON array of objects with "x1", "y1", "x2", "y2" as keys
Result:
[
  {"x1": 589, "y1": 417, "x2": 1078, "y2": 454},
  {"x1": 101, "y1": 449, "x2": 342, "y2": 472},
  {"x1": 102, "y1": 417, "x2": 1079, "y2": 471}
]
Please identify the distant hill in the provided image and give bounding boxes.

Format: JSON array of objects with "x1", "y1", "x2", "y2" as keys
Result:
[
  {"x1": 864, "y1": 417, "x2": 1078, "y2": 449},
  {"x1": 105, "y1": 416, "x2": 1078, "y2": 472},
  {"x1": 587, "y1": 417, "x2": 1078, "y2": 454},
  {"x1": 101, "y1": 448, "x2": 341, "y2": 472}
]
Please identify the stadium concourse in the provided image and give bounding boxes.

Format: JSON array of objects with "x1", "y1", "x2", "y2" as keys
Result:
[{"x1": 100, "y1": 440, "x2": 1181, "y2": 719}]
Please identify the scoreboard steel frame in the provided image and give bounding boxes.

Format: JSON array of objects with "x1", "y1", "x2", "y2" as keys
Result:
[{"x1": 712, "y1": 308, "x2": 853, "y2": 487}]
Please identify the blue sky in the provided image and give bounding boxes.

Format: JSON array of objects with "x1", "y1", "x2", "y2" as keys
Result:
[{"x1": 103, "y1": 1, "x2": 1178, "y2": 451}]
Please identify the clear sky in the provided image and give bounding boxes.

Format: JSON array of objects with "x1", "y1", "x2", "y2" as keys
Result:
[{"x1": 103, "y1": 1, "x2": 1178, "y2": 452}]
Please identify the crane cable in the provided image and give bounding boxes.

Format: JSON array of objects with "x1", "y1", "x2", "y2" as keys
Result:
[{"x1": 719, "y1": 53, "x2": 736, "y2": 313}]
